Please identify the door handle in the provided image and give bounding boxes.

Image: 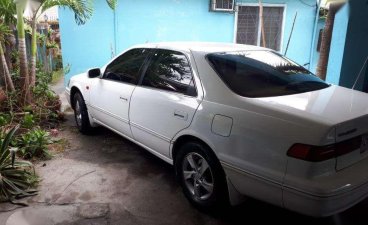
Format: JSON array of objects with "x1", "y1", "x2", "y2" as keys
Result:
[
  {"x1": 119, "y1": 96, "x2": 128, "y2": 101},
  {"x1": 174, "y1": 110, "x2": 188, "y2": 121}
]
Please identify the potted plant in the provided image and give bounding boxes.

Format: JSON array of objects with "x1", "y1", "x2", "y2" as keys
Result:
[{"x1": 43, "y1": 91, "x2": 61, "y2": 111}]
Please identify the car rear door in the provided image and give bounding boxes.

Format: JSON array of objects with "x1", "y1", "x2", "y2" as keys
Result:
[
  {"x1": 89, "y1": 48, "x2": 151, "y2": 138},
  {"x1": 129, "y1": 49, "x2": 202, "y2": 158}
]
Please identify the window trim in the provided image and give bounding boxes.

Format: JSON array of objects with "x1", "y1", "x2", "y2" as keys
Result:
[
  {"x1": 211, "y1": 0, "x2": 235, "y2": 12},
  {"x1": 138, "y1": 48, "x2": 198, "y2": 98},
  {"x1": 233, "y1": 3, "x2": 287, "y2": 52},
  {"x1": 102, "y1": 48, "x2": 153, "y2": 86}
]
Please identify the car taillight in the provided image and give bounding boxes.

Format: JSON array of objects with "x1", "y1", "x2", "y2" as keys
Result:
[
  {"x1": 287, "y1": 144, "x2": 335, "y2": 162},
  {"x1": 287, "y1": 136, "x2": 362, "y2": 162}
]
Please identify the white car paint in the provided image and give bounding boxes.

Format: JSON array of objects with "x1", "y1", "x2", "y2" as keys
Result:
[
  {"x1": 89, "y1": 79, "x2": 135, "y2": 138},
  {"x1": 66, "y1": 42, "x2": 368, "y2": 217}
]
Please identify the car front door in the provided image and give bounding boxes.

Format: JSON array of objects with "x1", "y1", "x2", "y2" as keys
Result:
[
  {"x1": 89, "y1": 48, "x2": 150, "y2": 138},
  {"x1": 129, "y1": 49, "x2": 202, "y2": 158}
]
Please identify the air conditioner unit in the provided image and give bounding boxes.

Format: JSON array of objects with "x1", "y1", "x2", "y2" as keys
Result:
[{"x1": 210, "y1": 0, "x2": 235, "y2": 12}]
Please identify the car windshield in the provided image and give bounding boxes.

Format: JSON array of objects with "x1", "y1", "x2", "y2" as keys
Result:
[{"x1": 206, "y1": 50, "x2": 330, "y2": 98}]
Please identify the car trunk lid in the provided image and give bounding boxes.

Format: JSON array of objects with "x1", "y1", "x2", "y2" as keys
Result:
[{"x1": 254, "y1": 85, "x2": 368, "y2": 170}]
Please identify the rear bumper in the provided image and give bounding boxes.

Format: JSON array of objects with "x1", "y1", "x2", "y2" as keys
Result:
[
  {"x1": 283, "y1": 179, "x2": 368, "y2": 217},
  {"x1": 224, "y1": 155, "x2": 368, "y2": 217},
  {"x1": 283, "y1": 155, "x2": 368, "y2": 217}
]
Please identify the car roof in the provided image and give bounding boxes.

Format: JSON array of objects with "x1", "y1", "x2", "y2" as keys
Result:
[{"x1": 131, "y1": 42, "x2": 268, "y2": 53}]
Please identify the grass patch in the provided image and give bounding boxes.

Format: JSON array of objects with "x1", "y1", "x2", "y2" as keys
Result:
[
  {"x1": 48, "y1": 138, "x2": 70, "y2": 154},
  {"x1": 51, "y1": 70, "x2": 64, "y2": 85}
]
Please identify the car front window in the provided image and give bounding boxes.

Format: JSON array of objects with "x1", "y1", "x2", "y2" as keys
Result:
[
  {"x1": 206, "y1": 50, "x2": 330, "y2": 98},
  {"x1": 103, "y1": 48, "x2": 150, "y2": 85}
]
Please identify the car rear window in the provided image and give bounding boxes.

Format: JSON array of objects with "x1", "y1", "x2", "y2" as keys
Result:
[{"x1": 206, "y1": 51, "x2": 330, "y2": 98}]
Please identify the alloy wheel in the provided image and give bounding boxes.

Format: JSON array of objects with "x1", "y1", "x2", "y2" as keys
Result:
[{"x1": 182, "y1": 152, "x2": 214, "y2": 200}]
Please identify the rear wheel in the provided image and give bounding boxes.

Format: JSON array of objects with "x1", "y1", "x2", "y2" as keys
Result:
[
  {"x1": 175, "y1": 142, "x2": 228, "y2": 210},
  {"x1": 73, "y1": 92, "x2": 92, "y2": 134}
]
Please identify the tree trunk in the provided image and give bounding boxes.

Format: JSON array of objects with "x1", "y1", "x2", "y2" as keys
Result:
[
  {"x1": 316, "y1": 3, "x2": 343, "y2": 80},
  {"x1": 30, "y1": 18, "x2": 37, "y2": 87},
  {"x1": 5, "y1": 26, "x2": 16, "y2": 72},
  {"x1": 15, "y1": 1, "x2": 31, "y2": 104},
  {"x1": 259, "y1": 0, "x2": 266, "y2": 47},
  {"x1": 0, "y1": 43, "x2": 15, "y2": 92},
  {"x1": 4, "y1": 42, "x2": 12, "y2": 72}
]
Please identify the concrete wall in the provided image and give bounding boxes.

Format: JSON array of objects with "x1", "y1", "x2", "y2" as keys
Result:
[
  {"x1": 337, "y1": 1, "x2": 368, "y2": 91},
  {"x1": 59, "y1": 0, "x2": 318, "y2": 83},
  {"x1": 325, "y1": 3, "x2": 349, "y2": 85},
  {"x1": 59, "y1": 1, "x2": 115, "y2": 84},
  {"x1": 275, "y1": 0, "x2": 317, "y2": 69}
]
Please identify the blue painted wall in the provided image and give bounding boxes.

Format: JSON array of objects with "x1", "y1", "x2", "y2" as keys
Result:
[
  {"x1": 337, "y1": 1, "x2": 368, "y2": 91},
  {"x1": 59, "y1": 0, "x2": 319, "y2": 84},
  {"x1": 114, "y1": 0, "x2": 234, "y2": 52},
  {"x1": 325, "y1": 3, "x2": 349, "y2": 85},
  {"x1": 59, "y1": 1, "x2": 115, "y2": 84},
  {"x1": 277, "y1": 0, "x2": 317, "y2": 68}
]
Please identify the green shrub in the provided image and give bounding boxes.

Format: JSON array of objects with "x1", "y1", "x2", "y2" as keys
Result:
[
  {"x1": 0, "y1": 113, "x2": 11, "y2": 127},
  {"x1": 22, "y1": 114, "x2": 35, "y2": 129},
  {"x1": 18, "y1": 128, "x2": 52, "y2": 160},
  {"x1": 0, "y1": 126, "x2": 38, "y2": 202}
]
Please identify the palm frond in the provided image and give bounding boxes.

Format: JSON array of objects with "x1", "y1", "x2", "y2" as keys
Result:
[
  {"x1": 0, "y1": 125, "x2": 19, "y2": 160},
  {"x1": 41, "y1": 0, "x2": 93, "y2": 25},
  {"x1": 0, "y1": 0, "x2": 16, "y2": 25},
  {"x1": 0, "y1": 23, "x2": 11, "y2": 42},
  {"x1": 0, "y1": 125, "x2": 38, "y2": 202},
  {"x1": 106, "y1": 0, "x2": 117, "y2": 10}
]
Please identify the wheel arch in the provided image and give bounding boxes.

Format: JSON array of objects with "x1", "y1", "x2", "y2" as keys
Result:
[
  {"x1": 70, "y1": 86, "x2": 82, "y2": 109},
  {"x1": 172, "y1": 134, "x2": 218, "y2": 166}
]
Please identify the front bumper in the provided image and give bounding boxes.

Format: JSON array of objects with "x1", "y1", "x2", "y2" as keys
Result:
[{"x1": 65, "y1": 88, "x2": 71, "y2": 105}]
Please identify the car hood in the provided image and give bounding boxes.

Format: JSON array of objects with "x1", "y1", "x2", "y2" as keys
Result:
[{"x1": 254, "y1": 85, "x2": 368, "y2": 126}]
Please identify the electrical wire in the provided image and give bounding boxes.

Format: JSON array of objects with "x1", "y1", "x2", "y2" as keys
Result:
[
  {"x1": 298, "y1": 0, "x2": 316, "y2": 7},
  {"x1": 352, "y1": 56, "x2": 368, "y2": 90}
]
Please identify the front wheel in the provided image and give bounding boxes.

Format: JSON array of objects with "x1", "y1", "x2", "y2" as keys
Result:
[
  {"x1": 73, "y1": 92, "x2": 92, "y2": 134},
  {"x1": 175, "y1": 142, "x2": 228, "y2": 210}
]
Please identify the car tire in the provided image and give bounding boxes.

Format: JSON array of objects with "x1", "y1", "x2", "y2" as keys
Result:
[
  {"x1": 73, "y1": 92, "x2": 92, "y2": 134},
  {"x1": 175, "y1": 141, "x2": 228, "y2": 210}
]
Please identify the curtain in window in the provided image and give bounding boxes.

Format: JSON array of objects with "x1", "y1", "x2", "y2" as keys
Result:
[
  {"x1": 263, "y1": 7, "x2": 284, "y2": 51},
  {"x1": 236, "y1": 6, "x2": 259, "y2": 46}
]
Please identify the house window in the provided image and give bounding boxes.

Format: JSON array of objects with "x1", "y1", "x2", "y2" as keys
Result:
[
  {"x1": 212, "y1": 0, "x2": 234, "y2": 11},
  {"x1": 236, "y1": 5, "x2": 284, "y2": 51}
]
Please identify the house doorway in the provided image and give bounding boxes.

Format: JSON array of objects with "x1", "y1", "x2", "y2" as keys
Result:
[{"x1": 235, "y1": 4, "x2": 285, "y2": 51}]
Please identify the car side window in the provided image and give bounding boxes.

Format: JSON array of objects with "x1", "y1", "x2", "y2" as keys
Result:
[
  {"x1": 103, "y1": 48, "x2": 149, "y2": 85},
  {"x1": 142, "y1": 49, "x2": 197, "y2": 97}
]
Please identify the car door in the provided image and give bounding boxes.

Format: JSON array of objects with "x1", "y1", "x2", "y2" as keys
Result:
[
  {"x1": 89, "y1": 48, "x2": 150, "y2": 138},
  {"x1": 129, "y1": 49, "x2": 202, "y2": 158}
]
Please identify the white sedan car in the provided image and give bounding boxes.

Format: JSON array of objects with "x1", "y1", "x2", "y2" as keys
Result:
[{"x1": 66, "y1": 42, "x2": 368, "y2": 217}]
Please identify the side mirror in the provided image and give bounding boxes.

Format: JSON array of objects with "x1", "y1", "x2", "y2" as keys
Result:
[{"x1": 88, "y1": 68, "x2": 101, "y2": 78}]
